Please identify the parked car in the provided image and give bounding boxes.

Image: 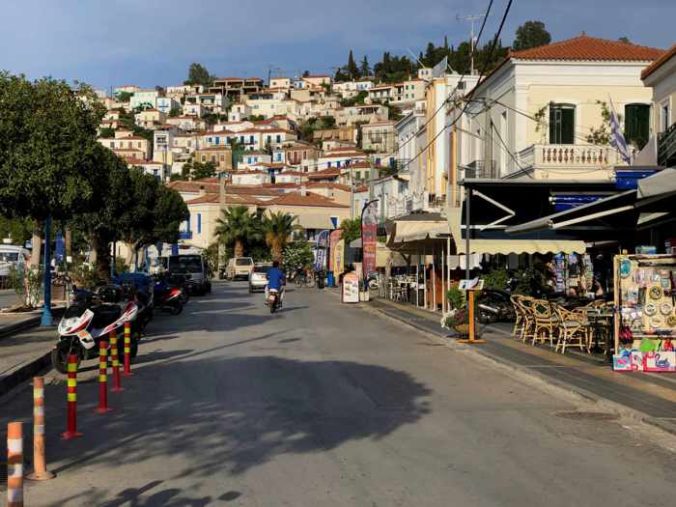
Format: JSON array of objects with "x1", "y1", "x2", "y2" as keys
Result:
[
  {"x1": 249, "y1": 264, "x2": 271, "y2": 293},
  {"x1": 225, "y1": 257, "x2": 254, "y2": 281},
  {"x1": 0, "y1": 244, "x2": 29, "y2": 288},
  {"x1": 167, "y1": 254, "x2": 211, "y2": 295}
]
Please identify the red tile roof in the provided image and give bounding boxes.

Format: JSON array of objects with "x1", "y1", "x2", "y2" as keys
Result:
[
  {"x1": 266, "y1": 192, "x2": 348, "y2": 208},
  {"x1": 167, "y1": 180, "x2": 220, "y2": 193},
  {"x1": 185, "y1": 193, "x2": 263, "y2": 206},
  {"x1": 307, "y1": 168, "x2": 341, "y2": 180},
  {"x1": 510, "y1": 34, "x2": 665, "y2": 62},
  {"x1": 306, "y1": 182, "x2": 352, "y2": 191},
  {"x1": 641, "y1": 43, "x2": 676, "y2": 80}
]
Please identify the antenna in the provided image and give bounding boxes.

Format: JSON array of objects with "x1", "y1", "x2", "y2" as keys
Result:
[{"x1": 456, "y1": 13, "x2": 485, "y2": 75}]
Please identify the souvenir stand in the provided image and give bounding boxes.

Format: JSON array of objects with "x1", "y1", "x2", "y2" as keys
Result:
[{"x1": 613, "y1": 254, "x2": 676, "y2": 372}]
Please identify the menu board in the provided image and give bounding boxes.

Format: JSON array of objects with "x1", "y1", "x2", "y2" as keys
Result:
[{"x1": 342, "y1": 272, "x2": 360, "y2": 303}]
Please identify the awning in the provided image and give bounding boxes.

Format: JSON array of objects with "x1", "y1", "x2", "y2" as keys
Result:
[
  {"x1": 386, "y1": 213, "x2": 451, "y2": 253},
  {"x1": 505, "y1": 168, "x2": 676, "y2": 235},
  {"x1": 348, "y1": 238, "x2": 407, "y2": 267},
  {"x1": 448, "y1": 208, "x2": 586, "y2": 255}
]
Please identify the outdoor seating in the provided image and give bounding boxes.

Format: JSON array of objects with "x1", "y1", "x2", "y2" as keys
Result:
[
  {"x1": 532, "y1": 299, "x2": 558, "y2": 346},
  {"x1": 512, "y1": 295, "x2": 535, "y2": 343},
  {"x1": 553, "y1": 305, "x2": 591, "y2": 354}
]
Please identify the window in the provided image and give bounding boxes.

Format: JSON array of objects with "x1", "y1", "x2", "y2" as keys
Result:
[
  {"x1": 201, "y1": 155, "x2": 206, "y2": 162},
  {"x1": 549, "y1": 104, "x2": 575, "y2": 144},
  {"x1": 276, "y1": 135, "x2": 281, "y2": 143},
  {"x1": 355, "y1": 171, "x2": 361, "y2": 180},
  {"x1": 249, "y1": 135, "x2": 254, "y2": 143},
  {"x1": 364, "y1": 170, "x2": 369, "y2": 180},
  {"x1": 661, "y1": 102, "x2": 671, "y2": 132},
  {"x1": 624, "y1": 104, "x2": 650, "y2": 149},
  {"x1": 197, "y1": 213, "x2": 202, "y2": 234}
]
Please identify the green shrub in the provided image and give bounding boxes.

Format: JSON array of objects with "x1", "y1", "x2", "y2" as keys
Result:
[{"x1": 446, "y1": 285, "x2": 465, "y2": 309}]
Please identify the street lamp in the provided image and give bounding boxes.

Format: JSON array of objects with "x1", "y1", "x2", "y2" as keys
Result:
[{"x1": 40, "y1": 216, "x2": 53, "y2": 327}]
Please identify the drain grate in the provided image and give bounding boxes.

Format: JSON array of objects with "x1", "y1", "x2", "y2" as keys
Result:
[{"x1": 556, "y1": 411, "x2": 619, "y2": 421}]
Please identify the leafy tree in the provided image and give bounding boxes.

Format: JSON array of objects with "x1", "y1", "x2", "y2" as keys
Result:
[
  {"x1": 283, "y1": 239, "x2": 314, "y2": 272},
  {"x1": 263, "y1": 211, "x2": 298, "y2": 262},
  {"x1": 0, "y1": 73, "x2": 105, "y2": 267},
  {"x1": 151, "y1": 185, "x2": 189, "y2": 245},
  {"x1": 184, "y1": 62, "x2": 214, "y2": 87},
  {"x1": 512, "y1": 21, "x2": 552, "y2": 51},
  {"x1": 340, "y1": 218, "x2": 361, "y2": 245},
  {"x1": 215, "y1": 206, "x2": 261, "y2": 257},
  {"x1": 347, "y1": 50, "x2": 360, "y2": 80},
  {"x1": 115, "y1": 91, "x2": 133, "y2": 102},
  {"x1": 618, "y1": 36, "x2": 631, "y2": 44},
  {"x1": 99, "y1": 127, "x2": 115, "y2": 138},
  {"x1": 360, "y1": 56, "x2": 370, "y2": 77},
  {"x1": 0, "y1": 216, "x2": 33, "y2": 245},
  {"x1": 340, "y1": 90, "x2": 368, "y2": 107},
  {"x1": 192, "y1": 160, "x2": 217, "y2": 179},
  {"x1": 168, "y1": 106, "x2": 181, "y2": 117}
]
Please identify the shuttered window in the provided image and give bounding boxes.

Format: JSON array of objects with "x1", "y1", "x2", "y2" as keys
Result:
[
  {"x1": 624, "y1": 103, "x2": 650, "y2": 149},
  {"x1": 549, "y1": 104, "x2": 575, "y2": 144}
]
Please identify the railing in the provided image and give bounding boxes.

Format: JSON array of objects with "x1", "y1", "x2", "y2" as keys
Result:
[
  {"x1": 178, "y1": 231, "x2": 192, "y2": 240},
  {"x1": 465, "y1": 160, "x2": 498, "y2": 179},
  {"x1": 518, "y1": 144, "x2": 621, "y2": 170},
  {"x1": 658, "y1": 122, "x2": 676, "y2": 167}
]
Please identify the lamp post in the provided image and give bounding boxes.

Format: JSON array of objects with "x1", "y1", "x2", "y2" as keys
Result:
[{"x1": 40, "y1": 216, "x2": 53, "y2": 327}]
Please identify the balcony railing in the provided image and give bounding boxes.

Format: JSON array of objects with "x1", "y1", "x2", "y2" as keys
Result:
[
  {"x1": 658, "y1": 122, "x2": 676, "y2": 167},
  {"x1": 518, "y1": 144, "x2": 621, "y2": 170},
  {"x1": 465, "y1": 160, "x2": 498, "y2": 179}
]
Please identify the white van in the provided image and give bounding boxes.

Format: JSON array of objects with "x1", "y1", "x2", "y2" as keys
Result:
[
  {"x1": 0, "y1": 244, "x2": 30, "y2": 287},
  {"x1": 225, "y1": 257, "x2": 254, "y2": 281}
]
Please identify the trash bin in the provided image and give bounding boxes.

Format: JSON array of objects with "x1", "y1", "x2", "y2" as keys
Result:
[
  {"x1": 316, "y1": 271, "x2": 325, "y2": 289},
  {"x1": 327, "y1": 271, "x2": 335, "y2": 288}
]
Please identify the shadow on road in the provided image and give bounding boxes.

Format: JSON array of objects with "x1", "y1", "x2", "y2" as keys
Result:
[{"x1": 35, "y1": 354, "x2": 431, "y2": 493}]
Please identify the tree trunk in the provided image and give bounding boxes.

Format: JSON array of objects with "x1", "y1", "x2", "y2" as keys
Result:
[
  {"x1": 30, "y1": 222, "x2": 43, "y2": 269},
  {"x1": 234, "y1": 239, "x2": 244, "y2": 258},
  {"x1": 90, "y1": 233, "x2": 111, "y2": 282},
  {"x1": 64, "y1": 227, "x2": 72, "y2": 258}
]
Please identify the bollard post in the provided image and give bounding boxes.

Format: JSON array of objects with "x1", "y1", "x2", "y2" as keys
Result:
[
  {"x1": 61, "y1": 354, "x2": 82, "y2": 440},
  {"x1": 7, "y1": 421, "x2": 23, "y2": 507},
  {"x1": 96, "y1": 340, "x2": 112, "y2": 413},
  {"x1": 109, "y1": 329, "x2": 124, "y2": 392},
  {"x1": 123, "y1": 321, "x2": 133, "y2": 376},
  {"x1": 27, "y1": 377, "x2": 55, "y2": 481}
]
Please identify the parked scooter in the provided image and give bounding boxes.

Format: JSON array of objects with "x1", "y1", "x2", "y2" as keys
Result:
[
  {"x1": 52, "y1": 286, "x2": 139, "y2": 374},
  {"x1": 477, "y1": 289, "x2": 516, "y2": 324},
  {"x1": 153, "y1": 276, "x2": 184, "y2": 315}
]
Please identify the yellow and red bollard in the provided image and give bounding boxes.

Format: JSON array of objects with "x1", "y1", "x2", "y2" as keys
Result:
[
  {"x1": 62, "y1": 354, "x2": 82, "y2": 440},
  {"x1": 123, "y1": 321, "x2": 133, "y2": 376},
  {"x1": 27, "y1": 377, "x2": 55, "y2": 481},
  {"x1": 7, "y1": 421, "x2": 24, "y2": 507},
  {"x1": 96, "y1": 339, "x2": 112, "y2": 413},
  {"x1": 109, "y1": 328, "x2": 124, "y2": 392}
]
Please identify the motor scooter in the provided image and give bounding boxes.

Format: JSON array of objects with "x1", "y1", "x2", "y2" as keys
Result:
[
  {"x1": 153, "y1": 277, "x2": 184, "y2": 315},
  {"x1": 268, "y1": 288, "x2": 281, "y2": 313},
  {"x1": 52, "y1": 288, "x2": 139, "y2": 374}
]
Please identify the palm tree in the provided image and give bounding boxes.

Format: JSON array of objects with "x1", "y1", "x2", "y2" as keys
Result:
[
  {"x1": 215, "y1": 206, "x2": 260, "y2": 257},
  {"x1": 263, "y1": 211, "x2": 298, "y2": 262}
]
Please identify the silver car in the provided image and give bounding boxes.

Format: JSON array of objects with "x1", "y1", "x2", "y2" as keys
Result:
[{"x1": 249, "y1": 264, "x2": 271, "y2": 293}]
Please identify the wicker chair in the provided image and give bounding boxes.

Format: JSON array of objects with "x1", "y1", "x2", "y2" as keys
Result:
[
  {"x1": 518, "y1": 296, "x2": 537, "y2": 343},
  {"x1": 553, "y1": 305, "x2": 590, "y2": 354},
  {"x1": 532, "y1": 299, "x2": 559, "y2": 346}
]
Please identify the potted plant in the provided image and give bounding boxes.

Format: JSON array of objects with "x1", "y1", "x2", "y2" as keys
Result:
[{"x1": 441, "y1": 286, "x2": 470, "y2": 336}]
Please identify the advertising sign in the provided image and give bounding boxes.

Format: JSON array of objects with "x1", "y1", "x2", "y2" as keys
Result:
[
  {"x1": 342, "y1": 272, "x2": 360, "y2": 303},
  {"x1": 329, "y1": 229, "x2": 343, "y2": 271},
  {"x1": 315, "y1": 230, "x2": 330, "y2": 271},
  {"x1": 361, "y1": 201, "x2": 378, "y2": 279},
  {"x1": 333, "y1": 239, "x2": 345, "y2": 277}
]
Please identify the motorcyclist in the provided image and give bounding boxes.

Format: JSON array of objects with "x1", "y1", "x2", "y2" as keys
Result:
[{"x1": 265, "y1": 260, "x2": 286, "y2": 306}]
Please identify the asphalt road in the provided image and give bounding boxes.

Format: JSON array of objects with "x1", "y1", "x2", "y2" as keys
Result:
[
  {"x1": 0, "y1": 288, "x2": 18, "y2": 310},
  {"x1": 2, "y1": 282, "x2": 674, "y2": 506}
]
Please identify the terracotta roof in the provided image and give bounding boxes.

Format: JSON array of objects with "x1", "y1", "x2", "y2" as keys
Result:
[
  {"x1": 226, "y1": 185, "x2": 285, "y2": 196},
  {"x1": 510, "y1": 34, "x2": 664, "y2": 62},
  {"x1": 306, "y1": 182, "x2": 351, "y2": 191},
  {"x1": 307, "y1": 168, "x2": 341, "y2": 179},
  {"x1": 266, "y1": 192, "x2": 348, "y2": 208},
  {"x1": 185, "y1": 193, "x2": 263, "y2": 206},
  {"x1": 641, "y1": 43, "x2": 676, "y2": 80},
  {"x1": 167, "y1": 180, "x2": 219, "y2": 193}
]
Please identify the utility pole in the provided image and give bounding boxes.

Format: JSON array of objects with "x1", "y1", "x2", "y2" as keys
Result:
[{"x1": 456, "y1": 14, "x2": 485, "y2": 75}]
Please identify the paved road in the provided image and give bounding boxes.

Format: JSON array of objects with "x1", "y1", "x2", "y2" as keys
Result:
[
  {"x1": 0, "y1": 288, "x2": 18, "y2": 309},
  {"x1": 2, "y1": 282, "x2": 674, "y2": 506}
]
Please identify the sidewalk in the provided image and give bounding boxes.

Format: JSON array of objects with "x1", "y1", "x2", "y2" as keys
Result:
[
  {"x1": 0, "y1": 309, "x2": 65, "y2": 397},
  {"x1": 368, "y1": 297, "x2": 676, "y2": 435}
]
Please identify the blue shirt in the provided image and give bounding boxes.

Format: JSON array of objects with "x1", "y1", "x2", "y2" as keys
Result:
[{"x1": 267, "y1": 267, "x2": 285, "y2": 290}]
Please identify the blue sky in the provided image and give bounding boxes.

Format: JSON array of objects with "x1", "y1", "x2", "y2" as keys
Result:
[{"x1": 0, "y1": 0, "x2": 673, "y2": 89}]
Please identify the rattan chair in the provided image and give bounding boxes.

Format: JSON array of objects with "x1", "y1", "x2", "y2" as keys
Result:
[
  {"x1": 532, "y1": 299, "x2": 559, "y2": 346},
  {"x1": 554, "y1": 305, "x2": 590, "y2": 354}
]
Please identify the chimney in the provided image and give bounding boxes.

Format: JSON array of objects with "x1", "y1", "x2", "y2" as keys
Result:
[
  {"x1": 198, "y1": 185, "x2": 206, "y2": 196},
  {"x1": 300, "y1": 185, "x2": 307, "y2": 197}
]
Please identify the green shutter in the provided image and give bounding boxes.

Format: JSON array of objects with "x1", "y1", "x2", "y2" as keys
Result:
[
  {"x1": 549, "y1": 104, "x2": 575, "y2": 144},
  {"x1": 624, "y1": 104, "x2": 650, "y2": 150}
]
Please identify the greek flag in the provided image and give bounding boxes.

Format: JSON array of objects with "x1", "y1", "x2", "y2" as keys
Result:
[{"x1": 609, "y1": 98, "x2": 631, "y2": 164}]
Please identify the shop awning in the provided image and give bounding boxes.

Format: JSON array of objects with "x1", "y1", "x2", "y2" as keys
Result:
[
  {"x1": 386, "y1": 213, "x2": 451, "y2": 253},
  {"x1": 505, "y1": 168, "x2": 676, "y2": 235}
]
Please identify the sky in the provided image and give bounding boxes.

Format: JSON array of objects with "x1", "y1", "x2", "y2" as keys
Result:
[{"x1": 0, "y1": 0, "x2": 673, "y2": 90}]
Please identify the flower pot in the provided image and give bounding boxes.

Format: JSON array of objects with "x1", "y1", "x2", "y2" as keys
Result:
[{"x1": 454, "y1": 323, "x2": 469, "y2": 336}]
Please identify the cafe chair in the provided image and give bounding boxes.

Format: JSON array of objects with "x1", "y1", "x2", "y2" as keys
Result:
[
  {"x1": 554, "y1": 305, "x2": 590, "y2": 354},
  {"x1": 532, "y1": 299, "x2": 558, "y2": 346}
]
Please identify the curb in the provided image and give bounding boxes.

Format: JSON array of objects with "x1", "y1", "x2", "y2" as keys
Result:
[
  {"x1": 366, "y1": 301, "x2": 676, "y2": 437},
  {"x1": 0, "y1": 351, "x2": 52, "y2": 398},
  {"x1": 0, "y1": 315, "x2": 41, "y2": 340}
]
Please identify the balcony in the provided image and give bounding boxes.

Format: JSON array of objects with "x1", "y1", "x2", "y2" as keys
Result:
[
  {"x1": 658, "y1": 122, "x2": 676, "y2": 167},
  {"x1": 465, "y1": 160, "x2": 498, "y2": 179},
  {"x1": 518, "y1": 144, "x2": 621, "y2": 171}
]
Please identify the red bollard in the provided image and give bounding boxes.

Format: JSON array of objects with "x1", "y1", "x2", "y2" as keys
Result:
[
  {"x1": 109, "y1": 329, "x2": 124, "y2": 392},
  {"x1": 7, "y1": 422, "x2": 23, "y2": 507},
  {"x1": 96, "y1": 340, "x2": 112, "y2": 414},
  {"x1": 61, "y1": 354, "x2": 82, "y2": 440},
  {"x1": 27, "y1": 377, "x2": 55, "y2": 481},
  {"x1": 123, "y1": 321, "x2": 133, "y2": 376}
]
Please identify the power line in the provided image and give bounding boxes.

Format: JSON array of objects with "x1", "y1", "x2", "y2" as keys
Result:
[
  {"x1": 491, "y1": 121, "x2": 533, "y2": 179},
  {"x1": 397, "y1": 0, "x2": 514, "y2": 174}
]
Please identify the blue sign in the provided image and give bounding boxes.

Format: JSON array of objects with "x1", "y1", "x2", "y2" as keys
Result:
[{"x1": 330, "y1": 216, "x2": 339, "y2": 229}]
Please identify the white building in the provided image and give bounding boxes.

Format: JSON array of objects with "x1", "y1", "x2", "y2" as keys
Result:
[{"x1": 130, "y1": 89, "x2": 161, "y2": 110}]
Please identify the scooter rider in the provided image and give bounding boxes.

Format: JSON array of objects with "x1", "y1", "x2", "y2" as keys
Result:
[{"x1": 265, "y1": 260, "x2": 286, "y2": 306}]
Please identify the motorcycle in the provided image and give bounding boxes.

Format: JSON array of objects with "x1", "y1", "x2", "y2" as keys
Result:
[
  {"x1": 477, "y1": 289, "x2": 516, "y2": 324},
  {"x1": 268, "y1": 288, "x2": 281, "y2": 313},
  {"x1": 52, "y1": 285, "x2": 140, "y2": 374},
  {"x1": 153, "y1": 277, "x2": 184, "y2": 315}
]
